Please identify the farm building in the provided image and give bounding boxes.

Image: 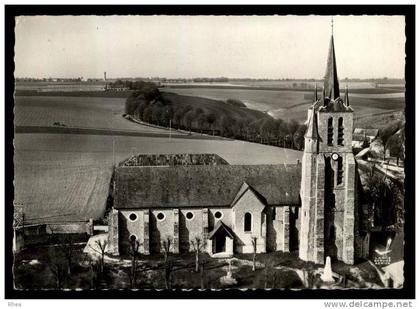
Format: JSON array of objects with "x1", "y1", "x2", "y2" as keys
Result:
[
  {"x1": 107, "y1": 31, "x2": 370, "y2": 265},
  {"x1": 352, "y1": 128, "x2": 379, "y2": 150}
]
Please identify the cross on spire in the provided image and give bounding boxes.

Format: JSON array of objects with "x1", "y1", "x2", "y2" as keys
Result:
[
  {"x1": 324, "y1": 17, "x2": 340, "y2": 100},
  {"x1": 331, "y1": 16, "x2": 334, "y2": 35}
]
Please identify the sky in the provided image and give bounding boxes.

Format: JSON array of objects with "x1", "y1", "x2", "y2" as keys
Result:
[{"x1": 14, "y1": 15, "x2": 405, "y2": 79}]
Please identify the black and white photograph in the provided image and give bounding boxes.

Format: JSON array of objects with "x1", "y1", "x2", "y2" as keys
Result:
[{"x1": 3, "y1": 4, "x2": 415, "y2": 304}]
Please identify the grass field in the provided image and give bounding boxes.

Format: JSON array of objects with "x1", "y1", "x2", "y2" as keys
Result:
[{"x1": 14, "y1": 96, "x2": 183, "y2": 136}]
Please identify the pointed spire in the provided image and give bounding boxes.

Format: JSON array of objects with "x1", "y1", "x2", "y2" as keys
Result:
[
  {"x1": 324, "y1": 20, "x2": 340, "y2": 100},
  {"x1": 313, "y1": 83, "x2": 318, "y2": 102},
  {"x1": 344, "y1": 85, "x2": 350, "y2": 106},
  {"x1": 305, "y1": 107, "x2": 319, "y2": 140}
]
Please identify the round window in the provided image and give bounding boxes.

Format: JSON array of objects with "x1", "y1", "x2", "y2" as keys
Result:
[
  {"x1": 129, "y1": 234, "x2": 137, "y2": 242},
  {"x1": 157, "y1": 212, "x2": 165, "y2": 221},
  {"x1": 214, "y1": 211, "x2": 223, "y2": 219},
  {"x1": 129, "y1": 213, "x2": 137, "y2": 221},
  {"x1": 186, "y1": 212, "x2": 194, "y2": 220}
]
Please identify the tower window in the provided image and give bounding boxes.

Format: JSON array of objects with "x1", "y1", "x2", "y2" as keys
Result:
[
  {"x1": 337, "y1": 156, "x2": 344, "y2": 185},
  {"x1": 338, "y1": 117, "x2": 344, "y2": 146},
  {"x1": 244, "y1": 212, "x2": 252, "y2": 232},
  {"x1": 327, "y1": 117, "x2": 334, "y2": 146}
]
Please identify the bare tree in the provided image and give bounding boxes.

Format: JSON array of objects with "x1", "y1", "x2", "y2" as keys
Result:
[
  {"x1": 89, "y1": 239, "x2": 108, "y2": 274},
  {"x1": 128, "y1": 237, "x2": 141, "y2": 289},
  {"x1": 161, "y1": 236, "x2": 172, "y2": 263},
  {"x1": 47, "y1": 247, "x2": 68, "y2": 289},
  {"x1": 263, "y1": 255, "x2": 275, "y2": 288},
  {"x1": 190, "y1": 237, "x2": 207, "y2": 272},
  {"x1": 164, "y1": 259, "x2": 174, "y2": 289},
  {"x1": 160, "y1": 236, "x2": 176, "y2": 289},
  {"x1": 61, "y1": 235, "x2": 74, "y2": 275},
  {"x1": 200, "y1": 261, "x2": 205, "y2": 289},
  {"x1": 251, "y1": 236, "x2": 258, "y2": 271}
]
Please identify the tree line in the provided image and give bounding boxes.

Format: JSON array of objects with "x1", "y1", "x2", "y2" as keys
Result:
[{"x1": 124, "y1": 86, "x2": 307, "y2": 151}]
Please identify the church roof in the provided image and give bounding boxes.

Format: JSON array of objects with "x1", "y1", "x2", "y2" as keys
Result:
[
  {"x1": 230, "y1": 182, "x2": 268, "y2": 207},
  {"x1": 208, "y1": 221, "x2": 234, "y2": 239},
  {"x1": 114, "y1": 164, "x2": 301, "y2": 209}
]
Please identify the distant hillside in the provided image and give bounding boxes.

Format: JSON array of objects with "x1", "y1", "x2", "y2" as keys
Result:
[{"x1": 125, "y1": 90, "x2": 306, "y2": 150}]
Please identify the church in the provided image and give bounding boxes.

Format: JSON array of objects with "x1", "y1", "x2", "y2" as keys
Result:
[{"x1": 107, "y1": 31, "x2": 365, "y2": 265}]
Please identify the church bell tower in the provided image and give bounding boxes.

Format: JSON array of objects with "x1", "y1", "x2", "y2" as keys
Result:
[{"x1": 299, "y1": 23, "x2": 356, "y2": 265}]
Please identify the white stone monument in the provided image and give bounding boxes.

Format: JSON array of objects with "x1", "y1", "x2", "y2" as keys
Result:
[{"x1": 320, "y1": 256, "x2": 335, "y2": 283}]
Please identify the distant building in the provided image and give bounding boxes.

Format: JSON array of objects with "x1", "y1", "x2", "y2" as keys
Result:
[{"x1": 352, "y1": 128, "x2": 379, "y2": 150}]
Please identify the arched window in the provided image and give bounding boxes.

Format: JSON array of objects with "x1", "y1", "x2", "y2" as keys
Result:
[
  {"x1": 327, "y1": 117, "x2": 334, "y2": 145},
  {"x1": 337, "y1": 156, "x2": 344, "y2": 185},
  {"x1": 244, "y1": 212, "x2": 252, "y2": 232},
  {"x1": 338, "y1": 117, "x2": 344, "y2": 146}
]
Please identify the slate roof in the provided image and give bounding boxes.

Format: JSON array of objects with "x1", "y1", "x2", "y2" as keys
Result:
[
  {"x1": 208, "y1": 221, "x2": 234, "y2": 239},
  {"x1": 230, "y1": 182, "x2": 268, "y2": 207},
  {"x1": 353, "y1": 128, "x2": 379, "y2": 138},
  {"x1": 324, "y1": 35, "x2": 340, "y2": 100},
  {"x1": 115, "y1": 164, "x2": 301, "y2": 209}
]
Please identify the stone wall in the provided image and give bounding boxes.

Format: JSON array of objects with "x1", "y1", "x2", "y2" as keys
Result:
[
  {"x1": 179, "y1": 208, "x2": 205, "y2": 252},
  {"x1": 119, "y1": 209, "x2": 145, "y2": 254},
  {"x1": 120, "y1": 153, "x2": 229, "y2": 167},
  {"x1": 232, "y1": 189, "x2": 266, "y2": 253}
]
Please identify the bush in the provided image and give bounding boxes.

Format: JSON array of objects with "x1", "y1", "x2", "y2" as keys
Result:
[{"x1": 226, "y1": 98, "x2": 246, "y2": 107}]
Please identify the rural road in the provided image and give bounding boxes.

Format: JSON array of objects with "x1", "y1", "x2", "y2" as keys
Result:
[{"x1": 14, "y1": 125, "x2": 229, "y2": 141}]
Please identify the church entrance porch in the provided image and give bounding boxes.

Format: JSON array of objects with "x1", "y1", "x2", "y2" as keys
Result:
[
  {"x1": 207, "y1": 221, "x2": 234, "y2": 258},
  {"x1": 213, "y1": 233, "x2": 226, "y2": 253}
]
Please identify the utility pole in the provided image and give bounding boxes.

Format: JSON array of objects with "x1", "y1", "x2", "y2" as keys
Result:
[
  {"x1": 169, "y1": 119, "x2": 172, "y2": 140},
  {"x1": 112, "y1": 137, "x2": 115, "y2": 168}
]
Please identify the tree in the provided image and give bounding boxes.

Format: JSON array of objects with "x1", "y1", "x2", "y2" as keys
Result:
[
  {"x1": 184, "y1": 110, "x2": 195, "y2": 132},
  {"x1": 206, "y1": 113, "x2": 217, "y2": 135},
  {"x1": 378, "y1": 130, "x2": 393, "y2": 161},
  {"x1": 47, "y1": 247, "x2": 68, "y2": 289},
  {"x1": 378, "y1": 122, "x2": 402, "y2": 161},
  {"x1": 161, "y1": 106, "x2": 174, "y2": 127},
  {"x1": 89, "y1": 239, "x2": 108, "y2": 274},
  {"x1": 190, "y1": 237, "x2": 207, "y2": 272},
  {"x1": 293, "y1": 124, "x2": 307, "y2": 150},
  {"x1": 141, "y1": 104, "x2": 153, "y2": 123},
  {"x1": 164, "y1": 259, "x2": 174, "y2": 289},
  {"x1": 161, "y1": 236, "x2": 174, "y2": 289},
  {"x1": 251, "y1": 236, "x2": 258, "y2": 271},
  {"x1": 173, "y1": 109, "x2": 184, "y2": 129},
  {"x1": 151, "y1": 103, "x2": 163, "y2": 125},
  {"x1": 128, "y1": 237, "x2": 141, "y2": 289},
  {"x1": 161, "y1": 236, "x2": 172, "y2": 263},
  {"x1": 263, "y1": 255, "x2": 276, "y2": 288},
  {"x1": 61, "y1": 235, "x2": 74, "y2": 275},
  {"x1": 388, "y1": 129, "x2": 405, "y2": 166},
  {"x1": 364, "y1": 164, "x2": 395, "y2": 228}
]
